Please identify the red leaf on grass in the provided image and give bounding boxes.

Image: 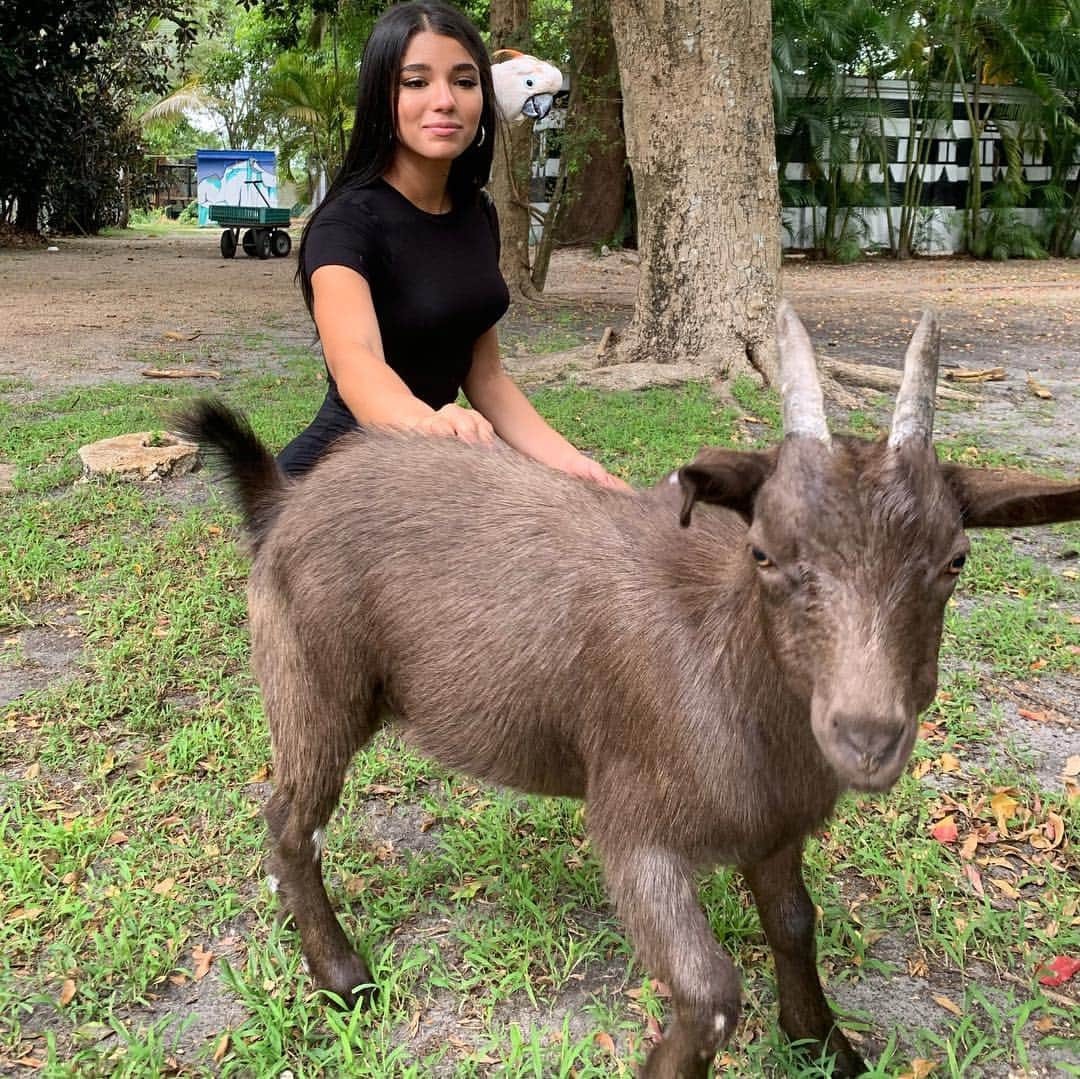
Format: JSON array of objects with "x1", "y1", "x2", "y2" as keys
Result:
[
  {"x1": 931, "y1": 817, "x2": 958, "y2": 844},
  {"x1": 1038, "y1": 956, "x2": 1080, "y2": 987}
]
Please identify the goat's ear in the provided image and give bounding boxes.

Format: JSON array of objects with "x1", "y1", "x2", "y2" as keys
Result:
[
  {"x1": 941, "y1": 464, "x2": 1080, "y2": 528},
  {"x1": 677, "y1": 448, "x2": 776, "y2": 527}
]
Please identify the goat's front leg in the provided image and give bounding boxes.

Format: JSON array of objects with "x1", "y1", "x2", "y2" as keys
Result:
[
  {"x1": 595, "y1": 836, "x2": 740, "y2": 1079},
  {"x1": 742, "y1": 841, "x2": 866, "y2": 1076}
]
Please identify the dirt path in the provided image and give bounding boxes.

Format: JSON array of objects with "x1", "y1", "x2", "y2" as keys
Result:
[{"x1": 3, "y1": 233, "x2": 1076, "y2": 389}]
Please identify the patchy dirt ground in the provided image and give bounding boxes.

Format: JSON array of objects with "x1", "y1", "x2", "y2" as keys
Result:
[
  {"x1": 1, "y1": 233, "x2": 1074, "y2": 376},
  {"x1": 1, "y1": 232, "x2": 1078, "y2": 1075}
]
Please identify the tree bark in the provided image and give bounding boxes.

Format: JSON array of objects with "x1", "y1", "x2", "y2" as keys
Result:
[
  {"x1": 554, "y1": 0, "x2": 627, "y2": 247},
  {"x1": 607, "y1": 0, "x2": 781, "y2": 380},
  {"x1": 488, "y1": 0, "x2": 539, "y2": 300}
]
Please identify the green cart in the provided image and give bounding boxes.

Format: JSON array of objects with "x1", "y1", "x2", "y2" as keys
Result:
[{"x1": 209, "y1": 181, "x2": 292, "y2": 259}]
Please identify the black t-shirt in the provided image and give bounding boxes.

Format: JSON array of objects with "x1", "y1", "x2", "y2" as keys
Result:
[{"x1": 303, "y1": 178, "x2": 511, "y2": 411}]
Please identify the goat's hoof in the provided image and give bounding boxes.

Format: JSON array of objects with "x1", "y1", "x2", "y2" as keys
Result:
[
  {"x1": 312, "y1": 954, "x2": 376, "y2": 1010},
  {"x1": 789, "y1": 1034, "x2": 866, "y2": 1077},
  {"x1": 639, "y1": 1040, "x2": 714, "y2": 1079},
  {"x1": 829, "y1": 1047, "x2": 868, "y2": 1077}
]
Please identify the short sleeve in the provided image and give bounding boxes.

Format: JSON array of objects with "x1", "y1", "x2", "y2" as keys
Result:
[
  {"x1": 481, "y1": 190, "x2": 501, "y2": 261},
  {"x1": 302, "y1": 192, "x2": 380, "y2": 283}
]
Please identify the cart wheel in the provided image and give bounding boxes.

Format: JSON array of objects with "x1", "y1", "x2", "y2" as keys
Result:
[
  {"x1": 220, "y1": 230, "x2": 236, "y2": 259},
  {"x1": 242, "y1": 229, "x2": 257, "y2": 257},
  {"x1": 256, "y1": 230, "x2": 271, "y2": 260},
  {"x1": 271, "y1": 229, "x2": 292, "y2": 258}
]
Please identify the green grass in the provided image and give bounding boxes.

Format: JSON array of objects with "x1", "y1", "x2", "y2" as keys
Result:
[{"x1": 1, "y1": 363, "x2": 1077, "y2": 1077}]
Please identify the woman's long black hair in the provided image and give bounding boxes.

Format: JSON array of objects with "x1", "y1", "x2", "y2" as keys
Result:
[{"x1": 296, "y1": 1, "x2": 497, "y2": 319}]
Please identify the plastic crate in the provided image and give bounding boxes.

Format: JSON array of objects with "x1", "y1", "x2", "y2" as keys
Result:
[{"x1": 209, "y1": 205, "x2": 291, "y2": 226}]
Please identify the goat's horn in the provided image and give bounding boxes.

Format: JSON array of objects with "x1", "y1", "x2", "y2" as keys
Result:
[
  {"x1": 888, "y1": 309, "x2": 940, "y2": 449},
  {"x1": 776, "y1": 301, "x2": 831, "y2": 445}
]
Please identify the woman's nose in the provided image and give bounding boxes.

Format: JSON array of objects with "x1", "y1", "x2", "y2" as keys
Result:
[{"x1": 432, "y1": 81, "x2": 456, "y2": 109}]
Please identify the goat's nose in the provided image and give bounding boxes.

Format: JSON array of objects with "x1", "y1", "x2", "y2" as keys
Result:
[{"x1": 834, "y1": 719, "x2": 905, "y2": 775}]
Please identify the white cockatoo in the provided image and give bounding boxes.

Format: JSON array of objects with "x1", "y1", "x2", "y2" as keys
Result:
[{"x1": 491, "y1": 49, "x2": 563, "y2": 124}]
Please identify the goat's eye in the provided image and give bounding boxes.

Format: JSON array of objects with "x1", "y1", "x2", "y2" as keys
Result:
[
  {"x1": 525, "y1": 78, "x2": 534, "y2": 87},
  {"x1": 947, "y1": 553, "x2": 967, "y2": 575},
  {"x1": 751, "y1": 547, "x2": 773, "y2": 568}
]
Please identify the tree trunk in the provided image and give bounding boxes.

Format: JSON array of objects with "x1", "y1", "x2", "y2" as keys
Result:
[
  {"x1": 14, "y1": 185, "x2": 42, "y2": 234},
  {"x1": 607, "y1": 0, "x2": 781, "y2": 379},
  {"x1": 554, "y1": 0, "x2": 627, "y2": 247},
  {"x1": 489, "y1": 0, "x2": 538, "y2": 300},
  {"x1": 491, "y1": 119, "x2": 538, "y2": 300}
]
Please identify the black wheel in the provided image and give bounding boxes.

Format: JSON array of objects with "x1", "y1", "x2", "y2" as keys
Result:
[
  {"x1": 271, "y1": 229, "x2": 292, "y2": 257},
  {"x1": 256, "y1": 230, "x2": 271, "y2": 260},
  {"x1": 220, "y1": 230, "x2": 236, "y2": 258},
  {"x1": 242, "y1": 228, "x2": 257, "y2": 256}
]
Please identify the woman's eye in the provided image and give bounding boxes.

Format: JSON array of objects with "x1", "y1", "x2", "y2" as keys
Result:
[
  {"x1": 456, "y1": 78, "x2": 478, "y2": 88},
  {"x1": 402, "y1": 78, "x2": 426, "y2": 89},
  {"x1": 751, "y1": 547, "x2": 773, "y2": 568},
  {"x1": 947, "y1": 553, "x2": 967, "y2": 575}
]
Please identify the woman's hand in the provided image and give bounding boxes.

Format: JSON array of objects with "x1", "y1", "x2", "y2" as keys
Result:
[
  {"x1": 410, "y1": 403, "x2": 496, "y2": 445},
  {"x1": 560, "y1": 452, "x2": 633, "y2": 492}
]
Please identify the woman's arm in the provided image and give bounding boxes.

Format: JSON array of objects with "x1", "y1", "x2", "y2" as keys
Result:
[
  {"x1": 463, "y1": 326, "x2": 630, "y2": 490},
  {"x1": 312, "y1": 265, "x2": 495, "y2": 442}
]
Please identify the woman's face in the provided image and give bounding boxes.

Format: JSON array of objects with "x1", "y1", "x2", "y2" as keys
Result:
[{"x1": 393, "y1": 31, "x2": 484, "y2": 165}]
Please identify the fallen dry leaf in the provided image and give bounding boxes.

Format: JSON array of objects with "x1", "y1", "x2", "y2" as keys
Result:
[
  {"x1": 58, "y1": 978, "x2": 76, "y2": 1006},
  {"x1": 990, "y1": 791, "x2": 1019, "y2": 836},
  {"x1": 900, "y1": 1059, "x2": 938, "y2": 1079},
  {"x1": 23, "y1": 762, "x2": 41, "y2": 780},
  {"x1": 213, "y1": 1033, "x2": 230, "y2": 1062},
  {"x1": 7, "y1": 906, "x2": 43, "y2": 924},
  {"x1": 1017, "y1": 708, "x2": 1049, "y2": 723},
  {"x1": 152, "y1": 877, "x2": 175, "y2": 896},
  {"x1": 938, "y1": 753, "x2": 961, "y2": 774},
  {"x1": 192, "y1": 944, "x2": 214, "y2": 981},
  {"x1": 1063, "y1": 755, "x2": 1080, "y2": 778},
  {"x1": 990, "y1": 877, "x2": 1022, "y2": 900},
  {"x1": 594, "y1": 1031, "x2": 617, "y2": 1056},
  {"x1": 962, "y1": 862, "x2": 984, "y2": 898},
  {"x1": 933, "y1": 993, "x2": 963, "y2": 1017}
]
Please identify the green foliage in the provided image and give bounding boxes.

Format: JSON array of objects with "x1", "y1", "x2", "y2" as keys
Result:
[
  {"x1": 772, "y1": 0, "x2": 1080, "y2": 261},
  {"x1": 0, "y1": 1, "x2": 198, "y2": 234}
]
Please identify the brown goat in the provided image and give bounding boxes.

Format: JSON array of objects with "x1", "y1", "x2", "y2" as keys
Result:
[{"x1": 179, "y1": 304, "x2": 1080, "y2": 1078}]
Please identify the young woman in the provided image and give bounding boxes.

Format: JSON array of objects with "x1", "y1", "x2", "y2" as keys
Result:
[{"x1": 282, "y1": 0, "x2": 627, "y2": 490}]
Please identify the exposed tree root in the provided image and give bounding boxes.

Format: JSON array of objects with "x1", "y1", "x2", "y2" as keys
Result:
[{"x1": 820, "y1": 359, "x2": 978, "y2": 403}]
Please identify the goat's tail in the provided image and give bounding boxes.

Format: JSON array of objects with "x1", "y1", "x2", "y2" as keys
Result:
[{"x1": 174, "y1": 399, "x2": 287, "y2": 552}]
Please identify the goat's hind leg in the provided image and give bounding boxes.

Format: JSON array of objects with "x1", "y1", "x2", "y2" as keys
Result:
[
  {"x1": 263, "y1": 680, "x2": 377, "y2": 1008},
  {"x1": 743, "y1": 841, "x2": 866, "y2": 1076}
]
